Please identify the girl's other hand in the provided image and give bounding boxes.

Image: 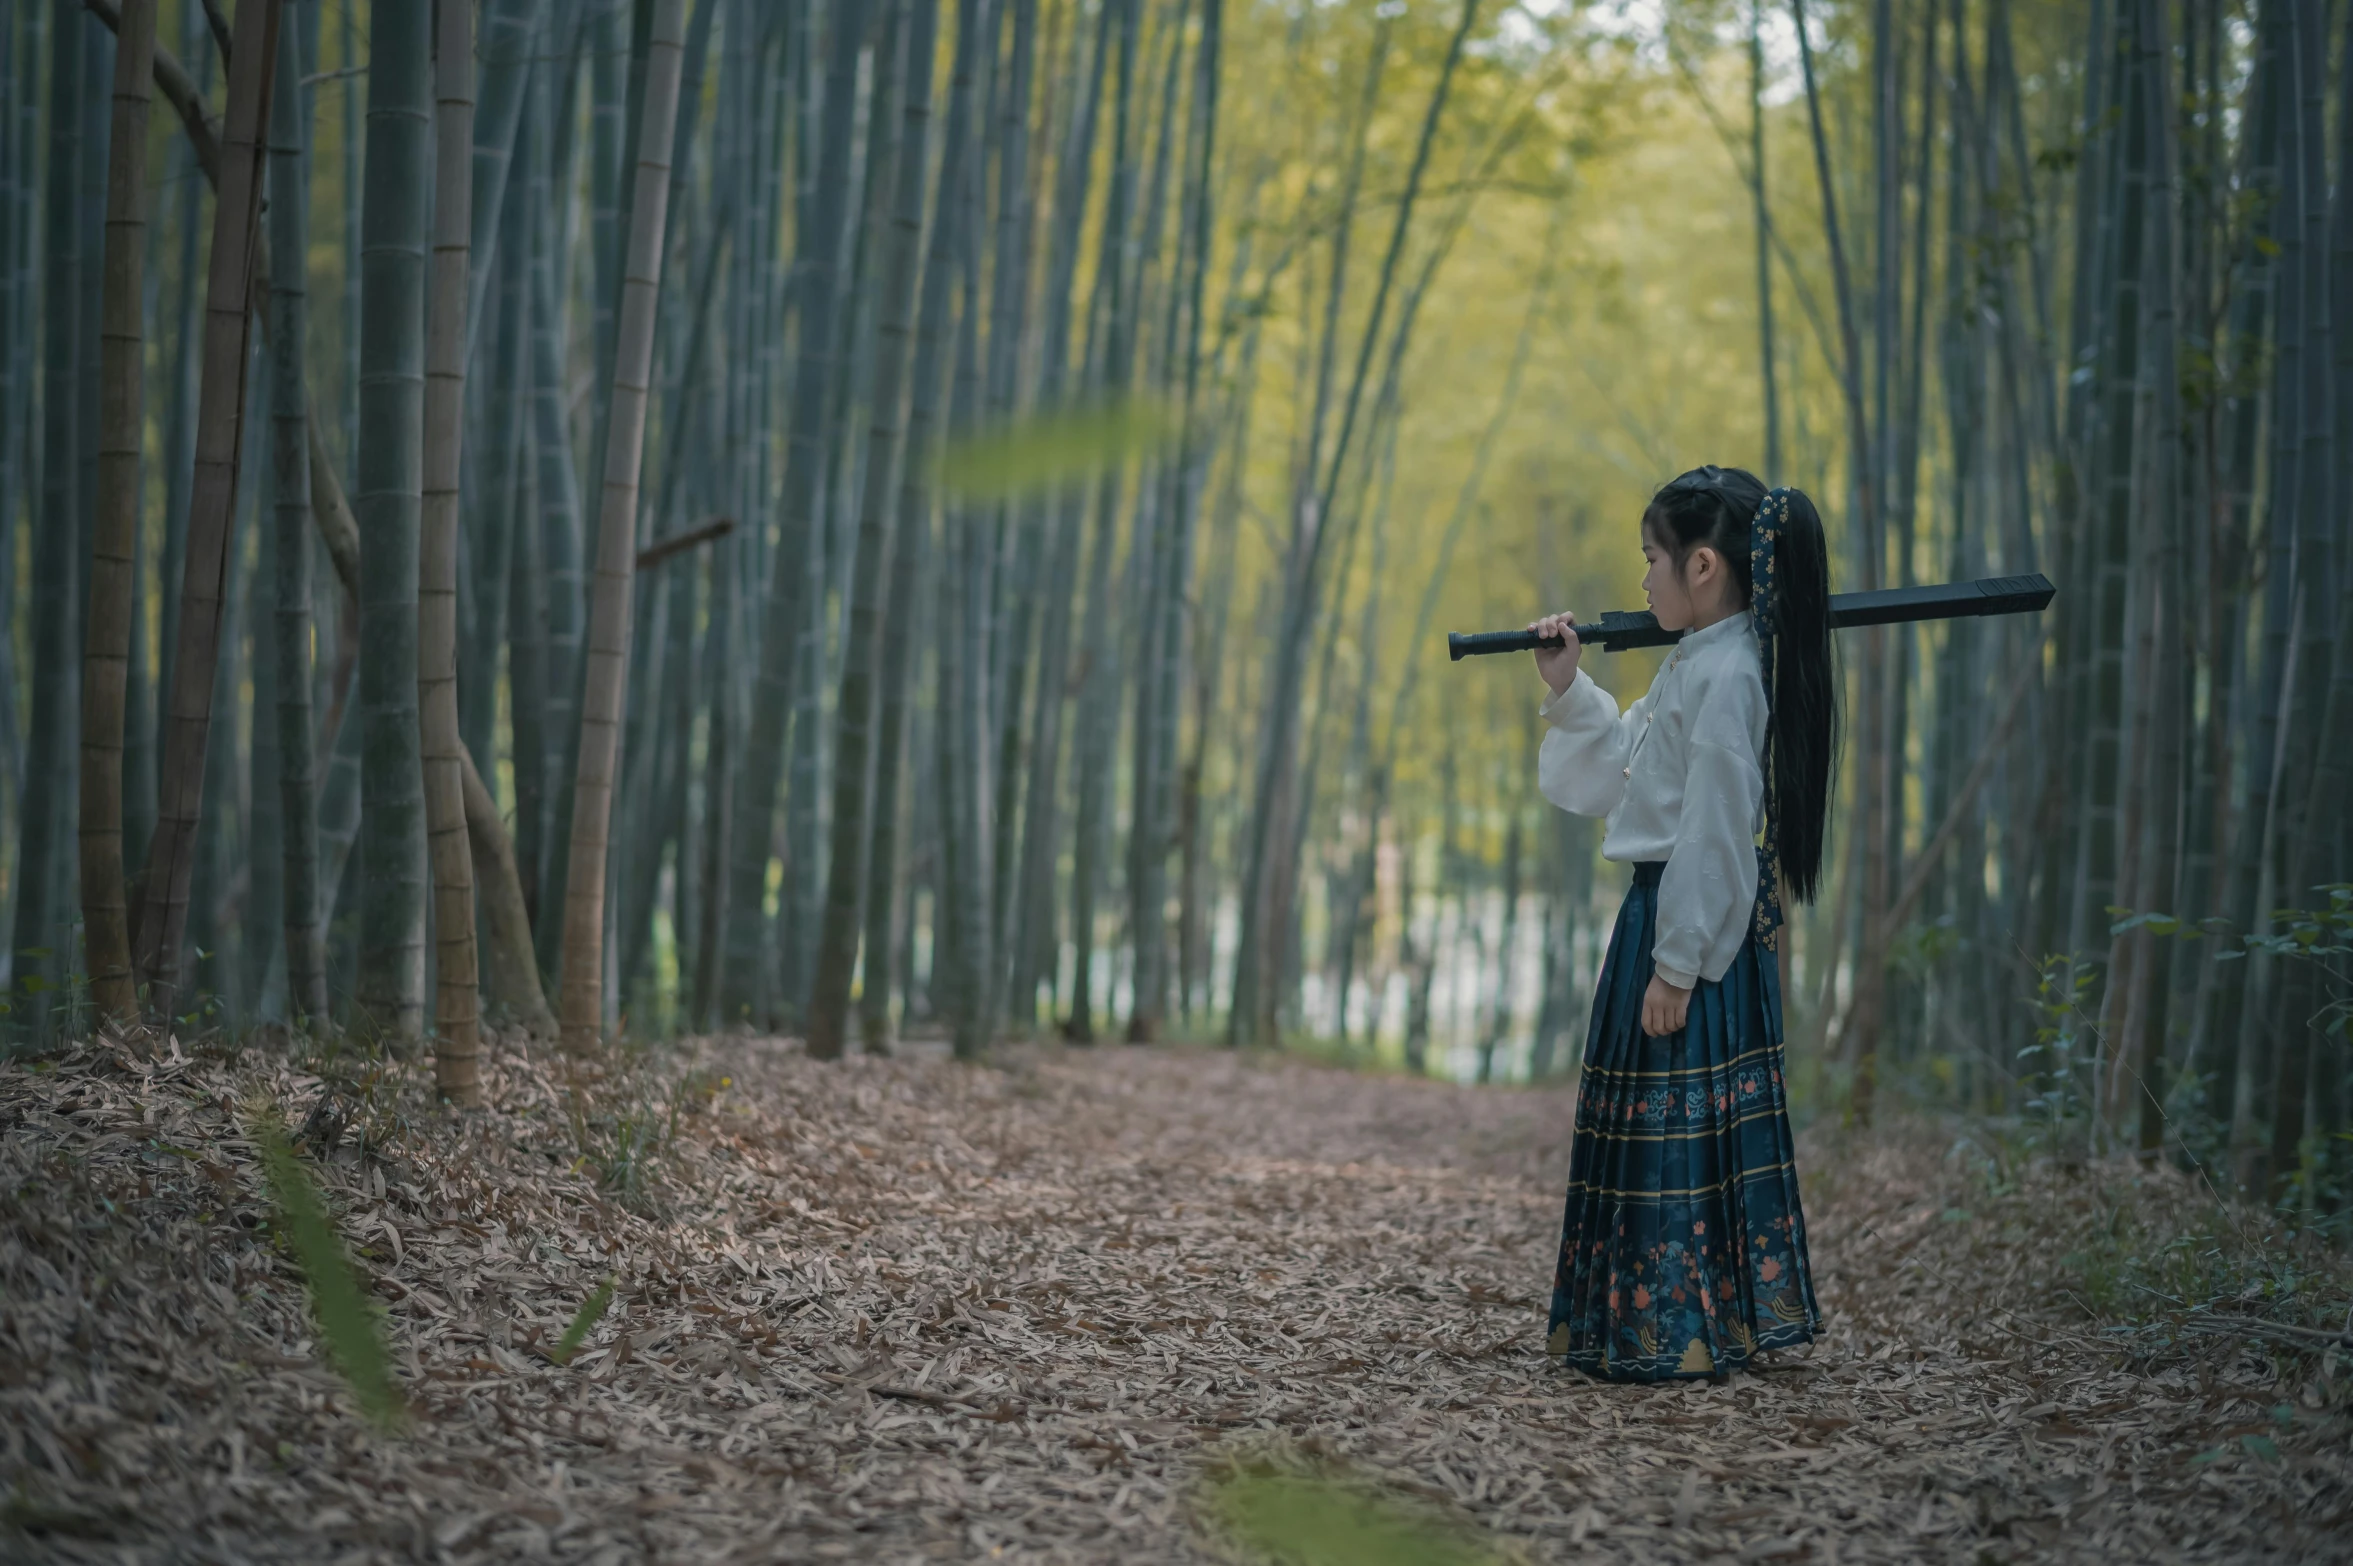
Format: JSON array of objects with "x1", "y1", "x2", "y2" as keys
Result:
[
  {"x1": 1530, "y1": 611, "x2": 1581, "y2": 696},
  {"x1": 1641, "y1": 974, "x2": 1691, "y2": 1037}
]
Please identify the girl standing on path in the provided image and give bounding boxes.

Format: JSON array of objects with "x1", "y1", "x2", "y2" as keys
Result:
[{"x1": 1526, "y1": 466, "x2": 1835, "y2": 1382}]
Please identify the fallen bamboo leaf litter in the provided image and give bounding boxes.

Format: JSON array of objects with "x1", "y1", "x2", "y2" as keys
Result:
[{"x1": 0, "y1": 1035, "x2": 2347, "y2": 1562}]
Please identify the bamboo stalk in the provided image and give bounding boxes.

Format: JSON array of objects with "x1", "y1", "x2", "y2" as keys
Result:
[
  {"x1": 722, "y1": 0, "x2": 873, "y2": 1026},
  {"x1": 1231, "y1": 0, "x2": 1478, "y2": 1046},
  {"x1": 349, "y1": 0, "x2": 433, "y2": 1039},
  {"x1": 808, "y1": 0, "x2": 940, "y2": 1062},
  {"x1": 78, "y1": 0, "x2": 160, "y2": 1027},
  {"x1": 132, "y1": 0, "x2": 283, "y2": 1019},
  {"x1": 422, "y1": 0, "x2": 482, "y2": 1097},
  {"x1": 267, "y1": 0, "x2": 327, "y2": 1025},
  {"x1": 557, "y1": 0, "x2": 691, "y2": 1055}
]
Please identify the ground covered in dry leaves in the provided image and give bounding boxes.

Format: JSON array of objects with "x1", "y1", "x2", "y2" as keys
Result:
[{"x1": 3, "y1": 1033, "x2": 2350, "y2": 1564}]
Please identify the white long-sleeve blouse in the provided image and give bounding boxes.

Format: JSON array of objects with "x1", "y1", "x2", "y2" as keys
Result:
[{"x1": 1535, "y1": 611, "x2": 1767, "y2": 989}]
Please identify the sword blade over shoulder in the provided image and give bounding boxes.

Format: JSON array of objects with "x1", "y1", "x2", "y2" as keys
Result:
[
  {"x1": 1444, "y1": 573, "x2": 2054, "y2": 660},
  {"x1": 1829, "y1": 573, "x2": 2055, "y2": 631}
]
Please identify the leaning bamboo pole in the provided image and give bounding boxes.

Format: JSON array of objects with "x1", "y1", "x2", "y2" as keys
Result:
[
  {"x1": 558, "y1": 0, "x2": 690, "y2": 1054},
  {"x1": 132, "y1": 0, "x2": 282, "y2": 1019}
]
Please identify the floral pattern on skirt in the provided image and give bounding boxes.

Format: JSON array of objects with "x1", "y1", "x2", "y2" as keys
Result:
[{"x1": 1546, "y1": 861, "x2": 1819, "y2": 1382}]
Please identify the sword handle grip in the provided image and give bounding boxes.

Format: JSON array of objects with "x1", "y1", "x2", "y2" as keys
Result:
[{"x1": 1447, "y1": 628, "x2": 1573, "y2": 661}]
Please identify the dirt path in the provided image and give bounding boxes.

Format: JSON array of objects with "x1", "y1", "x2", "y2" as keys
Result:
[{"x1": 3, "y1": 1037, "x2": 2347, "y2": 1563}]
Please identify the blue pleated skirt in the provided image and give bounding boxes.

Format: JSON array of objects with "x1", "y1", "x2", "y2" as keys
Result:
[{"x1": 1546, "y1": 862, "x2": 1819, "y2": 1381}]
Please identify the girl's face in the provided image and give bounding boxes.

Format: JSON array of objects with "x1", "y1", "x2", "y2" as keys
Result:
[
  {"x1": 1641, "y1": 526, "x2": 1733, "y2": 632},
  {"x1": 1641, "y1": 529, "x2": 1699, "y2": 631}
]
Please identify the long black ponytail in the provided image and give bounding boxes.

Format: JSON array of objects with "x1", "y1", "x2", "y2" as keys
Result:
[{"x1": 1642, "y1": 466, "x2": 1839, "y2": 904}]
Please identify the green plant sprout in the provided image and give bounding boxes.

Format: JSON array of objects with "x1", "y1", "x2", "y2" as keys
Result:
[
  {"x1": 552, "y1": 1275, "x2": 618, "y2": 1365},
  {"x1": 1207, "y1": 1471, "x2": 1504, "y2": 1566},
  {"x1": 250, "y1": 1110, "x2": 405, "y2": 1433}
]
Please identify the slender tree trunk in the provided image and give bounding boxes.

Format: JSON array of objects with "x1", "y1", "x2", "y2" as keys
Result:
[
  {"x1": 983, "y1": 0, "x2": 1039, "y2": 1036},
  {"x1": 2028, "y1": 0, "x2": 2111, "y2": 971},
  {"x1": 1231, "y1": 0, "x2": 1477, "y2": 1045},
  {"x1": 1752, "y1": 0, "x2": 1779, "y2": 477},
  {"x1": 1477, "y1": 804, "x2": 1524, "y2": 1083},
  {"x1": 66, "y1": 1, "x2": 108, "y2": 1000},
  {"x1": 693, "y1": 0, "x2": 770, "y2": 1029},
  {"x1": 421, "y1": 0, "x2": 481, "y2": 1094},
  {"x1": 1128, "y1": 0, "x2": 1220, "y2": 1043},
  {"x1": 2076, "y1": 3, "x2": 2151, "y2": 1098},
  {"x1": 612, "y1": 0, "x2": 719, "y2": 1021},
  {"x1": 529, "y1": 7, "x2": 589, "y2": 982},
  {"x1": 2261, "y1": 0, "x2": 2336, "y2": 1200},
  {"x1": 190, "y1": 397, "x2": 255, "y2": 1019},
  {"x1": 78, "y1": 0, "x2": 158, "y2": 1026},
  {"x1": 1010, "y1": 0, "x2": 1113, "y2": 1025},
  {"x1": 0, "y1": 5, "x2": 55, "y2": 951},
  {"x1": 348, "y1": 0, "x2": 431, "y2": 1039},
  {"x1": 2188, "y1": 0, "x2": 2281, "y2": 1144},
  {"x1": 2225, "y1": 0, "x2": 2304, "y2": 1183},
  {"x1": 586, "y1": 0, "x2": 626, "y2": 435},
  {"x1": 0, "y1": 7, "x2": 27, "y2": 957},
  {"x1": 133, "y1": 0, "x2": 281, "y2": 1019},
  {"x1": 809, "y1": 0, "x2": 939, "y2": 1061},
  {"x1": 776, "y1": 2, "x2": 880, "y2": 1031},
  {"x1": 14, "y1": 6, "x2": 86, "y2": 1033},
  {"x1": 463, "y1": 127, "x2": 532, "y2": 776},
  {"x1": 1232, "y1": 55, "x2": 1381, "y2": 1045},
  {"x1": 2311, "y1": 0, "x2": 2353, "y2": 1175},
  {"x1": 557, "y1": 0, "x2": 688, "y2": 1054},
  {"x1": 1863, "y1": 0, "x2": 1903, "y2": 1086},
  {"x1": 864, "y1": 0, "x2": 983, "y2": 1051},
  {"x1": 938, "y1": 11, "x2": 1002, "y2": 1061},
  {"x1": 1177, "y1": 305, "x2": 1268, "y2": 1021},
  {"x1": 508, "y1": 27, "x2": 559, "y2": 929},
  {"x1": 462, "y1": 0, "x2": 544, "y2": 363},
  {"x1": 691, "y1": 538, "x2": 738, "y2": 1030},
  {"x1": 2117, "y1": 0, "x2": 2184, "y2": 1154},
  {"x1": 723, "y1": 0, "x2": 870, "y2": 1024},
  {"x1": 269, "y1": 0, "x2": 327, "y2": 1025},
  {"x1": 462, "y1": 744, "x2": 555, "y2": 1034},
  {"x1": 247, "y1": 415, "x2": 286, "y2": 1018},
  {"x1": 153, "y1": 5, "x2": 209, "y2": 841},
  {"x1": 319, "y1": 661, "x2": 364, "y2": 999},
  {"x1": 1792, "y1": 0, "x2": 1889, "y2": 1110},
  {"x1": 340, "y1": 0, "x2": 359, "y2": 463},
  {"x1": 1062, "y1": 0, "x2": 1141, "y2": 1045}
]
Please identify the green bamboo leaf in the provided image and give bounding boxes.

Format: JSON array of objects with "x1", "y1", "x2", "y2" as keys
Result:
[
  {"x1": 251, "y1": 1113, "x2": 405, "y2": 1432},
  {"x1": 1209, "y1": 1474, "x2": 1502, "y2": 1566},
  {"x1": 935, "y1": 398, "x2": 1179, "y2": 502},
  {"x1": 552, "y1": 1274, "x2": 618, "y2": 1365}
]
